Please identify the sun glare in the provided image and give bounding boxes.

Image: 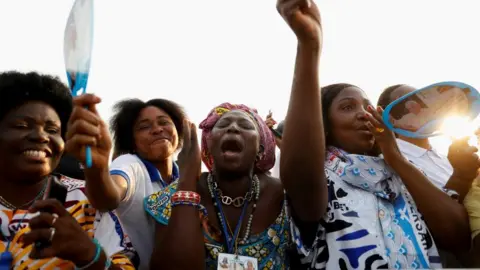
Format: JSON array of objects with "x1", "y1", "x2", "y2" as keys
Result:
[{"x1": 440, "y1": 116, "x2": 477, "y2": 144}]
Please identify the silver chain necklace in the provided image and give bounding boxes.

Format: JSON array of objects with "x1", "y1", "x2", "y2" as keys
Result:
[
  {"x1": 207, "y1": 174, "x2": 257, "y2": 208},
  {"x1": 0, "y1": 180, "x2": 48, "y2": 210}
]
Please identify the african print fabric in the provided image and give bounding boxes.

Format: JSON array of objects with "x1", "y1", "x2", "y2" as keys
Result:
[{"x1": 0, "y1": 175, "x2": 138, "y2": 269}]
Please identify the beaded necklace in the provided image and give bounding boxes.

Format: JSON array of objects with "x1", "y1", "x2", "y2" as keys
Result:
[{"x1": 207, "y1": 173, "x2": 260, "y2": 253}]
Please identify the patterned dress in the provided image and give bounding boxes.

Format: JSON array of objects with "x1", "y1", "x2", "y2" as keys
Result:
[
  {"x1": 144, "y1": 180, "x2": 293, "y2": 270},
  {"x1": 292, "y1": 147, "x2": 443, "y2": 269},
  {"x1": 0, "y1": 175, "x2": 138, "y2": 269}
]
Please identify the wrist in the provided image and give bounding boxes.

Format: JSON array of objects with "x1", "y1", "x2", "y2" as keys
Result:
[
  {"x1": 74, "y1": 239, "x2": 110, "y2": 270},
  {"x1": 452, "y1": 170, "x2": 476, "y2": 182},
  {"x1": 297, "y1": 40, "x2": 322, "y2": 54},
  {"x1": 74, "y1": 240, "x2": 98, "y2": 267},
  {"x1": 84, "y1": 166, "x2": 109, "y2": 181},
  {"x1": 383, "y1": 151, "x2": 405, "y2": 167}
]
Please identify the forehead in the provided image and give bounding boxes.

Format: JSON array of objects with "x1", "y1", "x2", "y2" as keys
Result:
[
  {"x1": 219, "y1": 110, "x2": 254, "y2": 122},
  {"x1": 3, "y1": 101, "x2": 60, "y2": 122},
  {"x1": 333, "y1": 87, "x2": 370, "y2": 103},
  {"x1": 391, "y1": 85, "x2": 416, "y2": 101},
  {"x1": 137, "y1": 106, "x2": 171, "y2": 121}
]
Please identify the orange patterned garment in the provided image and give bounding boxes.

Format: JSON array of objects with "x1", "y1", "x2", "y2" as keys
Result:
[{"x1": 0, "y1": 176, "x2": 138, "y2": 269}]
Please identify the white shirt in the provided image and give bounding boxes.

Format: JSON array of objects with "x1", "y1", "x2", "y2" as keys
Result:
[
  {"x1": 396, "y1": 139, "x2": 453, "y2": 189},
  {"x1": 110, "y1": 154, "x2": 172, "y2": 270},
  {"x1": 271, "y1": 149, "x2": 281, "y2": 178},
  {"x1": 396, "y1": 139, "x2": 464, "y2": 268}
]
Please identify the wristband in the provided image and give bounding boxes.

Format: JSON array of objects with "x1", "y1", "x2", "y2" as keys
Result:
[
  {"x1": 75, "y1": 238, "x2": 110, "y2": 270},
  {"x1": 171, "y1": 201, "x2": 208, "y2": 217},
  {"x1": 171, "y1": 191, "x2": 201, "y2": 204}
]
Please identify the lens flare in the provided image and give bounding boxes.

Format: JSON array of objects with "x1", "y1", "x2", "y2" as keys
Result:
[{"x1": 440, "y1": 116, "x2": 477, "y2": 145}]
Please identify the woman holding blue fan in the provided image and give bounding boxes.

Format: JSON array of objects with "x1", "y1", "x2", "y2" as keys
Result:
[
  {"x1": 0, "y1": 71, "x2": 137, "y2": 269},
  {"x1": 66, "y1": 97, "x2": 187, "y2": 270}
]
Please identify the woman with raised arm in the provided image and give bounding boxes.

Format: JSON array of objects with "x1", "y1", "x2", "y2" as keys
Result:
[
  {"x1": 144, "y1": 1, "x2": 326, "y2": 269},
  {"x1": 294, "y1": 82, "x2": 470, "y2": 269},
  {"x1": 66, "y1": 97, "x2": 187, "y2": 270}
]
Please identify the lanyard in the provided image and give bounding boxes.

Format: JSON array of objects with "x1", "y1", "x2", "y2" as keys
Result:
[{"x1": 213, "y1": 190, "x2": 249, "y2": 254}]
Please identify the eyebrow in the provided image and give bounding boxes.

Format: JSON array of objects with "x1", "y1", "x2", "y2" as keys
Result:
[
  {"x1": 13, "y1": 115, "x2": 60, "y2": 125},
  {"x1": 136, "y1": 115, "x2": 171, "y2": 124},
  {"x1": 338, "y1": 97, "x2": 370, "y2": 103}
]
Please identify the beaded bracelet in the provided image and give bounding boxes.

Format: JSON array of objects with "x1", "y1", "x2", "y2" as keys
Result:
[
  {"x1": 74, "y1": 238, "x2": 111, "y2": 270},
  {"x1": 171, "y1": 191, "x2": 201, "y2": 204},
  {"x1": 171, "y1": 201, "x2": 208, "y2": 217}
]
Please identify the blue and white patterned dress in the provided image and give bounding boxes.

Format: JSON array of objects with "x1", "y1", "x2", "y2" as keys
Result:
[{"x1": 293, "y1": 147, "x2": 442, "y2": 269}]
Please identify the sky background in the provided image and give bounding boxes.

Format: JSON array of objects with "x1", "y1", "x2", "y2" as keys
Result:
[{"x1": 1, "y1": 0, "x2": 479, "y2": 155}]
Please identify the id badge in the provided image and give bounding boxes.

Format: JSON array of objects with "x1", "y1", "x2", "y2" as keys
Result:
[{"x1": 217, "y1": 253, "x2": 258, "y2": 270}]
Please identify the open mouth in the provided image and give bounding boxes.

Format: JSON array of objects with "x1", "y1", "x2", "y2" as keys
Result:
[{"x1": 220, "y1": 139, "x2": 243, "y2": 154}]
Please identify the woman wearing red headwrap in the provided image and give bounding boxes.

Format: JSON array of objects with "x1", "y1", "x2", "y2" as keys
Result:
[{"x1": 144, "y1": 0, "x2": 326, "y2": 269}]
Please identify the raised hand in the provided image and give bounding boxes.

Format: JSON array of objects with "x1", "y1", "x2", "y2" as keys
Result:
[
  {"x1": 448, "y1": 138, "x2": 480, "y2": 181},
  {"x1": 177, "y1": 120, "x2": 201, "y2": 181},
  {"x1": 365, "y1": 105, "x2": 402, "y2": 161},
  {"x1": 277, "y1": 0, "x2": 322, "y2": 46},
  {"x1": 265, "y1": 111, "x2": 277, "y2": 129},
  {"x1": 65, "y1": 94, "x2": 112, "y2": 170}
]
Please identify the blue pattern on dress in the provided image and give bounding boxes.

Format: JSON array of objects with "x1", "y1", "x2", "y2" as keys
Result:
[
  {"x1": 144, "y1": 180, "x2": 292, "y2": 269},
  {"x1": 291, "y1": 147, "x2": 442, "y2": 269}
]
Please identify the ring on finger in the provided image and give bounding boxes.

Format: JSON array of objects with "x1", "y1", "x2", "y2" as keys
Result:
[
  {"x1": 48, "y1": 227, "x2": 56, "y2": 242},
  {"x1": 376, "y1": 127, "x2": 385, "y2": 133},
  {"x1": 51, "y1": 213, "x2": 59, "y2": 226}
]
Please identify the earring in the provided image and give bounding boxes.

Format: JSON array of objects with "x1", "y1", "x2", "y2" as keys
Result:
[{"x1": 255, "y1": 144, "x2": 265, "y2": 163}]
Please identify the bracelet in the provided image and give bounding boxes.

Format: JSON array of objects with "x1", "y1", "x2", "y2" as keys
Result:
[
  {"x1": 75, "y1": 238, "x2": 110, "y2": 270},
  {"x1": 171, "y1": 201, "x2": 208, "y2": 217},
  {"x1": 171, "y1": 191, "x2": 201, "y2": 204}
]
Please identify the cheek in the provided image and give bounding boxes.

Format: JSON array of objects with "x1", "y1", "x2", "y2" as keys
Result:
[
  {"x1": 53, "y1": 136, "x2": 65, "y2": 153},
  {"x1": 207, "y1": 131, "x2": 223, "y2": 153},
  {"x1": 245, "y1": 133, "x2": 260, "y2": 153},
  {"x1": 329, "y1": 119, "x2": 355, "y2": 142},
  {"x1": 0, "y1": 129, "x2": 25, "y2": 150},
  {"x1": 133, "y1": 131, "x2": 149, "y2": 151},
  {"x1": 166, "y1": 126, "x2": 179, "y2": 146}
]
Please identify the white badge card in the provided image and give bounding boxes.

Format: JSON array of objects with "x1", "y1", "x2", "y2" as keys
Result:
[{"x1": 217, "y1": 253, "x2": 258, "y2": 270}]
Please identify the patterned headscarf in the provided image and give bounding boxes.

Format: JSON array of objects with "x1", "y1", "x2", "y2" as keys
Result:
[{"x1": 199, "y1": 103, "x2": 276, "y2": 173}]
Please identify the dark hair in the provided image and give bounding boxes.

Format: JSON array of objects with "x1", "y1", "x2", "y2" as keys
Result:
[
  {"x1": 275, "y1": 120, "x2": 285, "y2": 135},
  {"x1": 0, "y1": 71, "x2": 72, "y2": 137},
  {"x1": 321, "y1": 83, "x2": 359, "y2": 143},
  {"x1": 377, "y1": 84, "x2": 407, "y2": 109},
  {"x1": 110, "y1": 98, "x2": 187, "y2": 156}
]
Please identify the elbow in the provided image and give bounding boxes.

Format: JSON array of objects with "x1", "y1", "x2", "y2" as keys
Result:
[
  {"x1": 436, "y1": 208, "x2": 471, "y2": 252},
  {"x1": 87, "y1": 193, "x2": 121, "y2": 212}
]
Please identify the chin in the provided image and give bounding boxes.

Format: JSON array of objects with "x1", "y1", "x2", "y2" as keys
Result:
[
  {"x1": 347, "y1": 139, "x2": 375, "y2": 155},
  {"x1": 150, "y1": 149, "x2": 175, "y2": 161},
  {"x1": 215, "y1": 160, "x2": 247, "y2": 174},
  {"x1": 19, "y1": 167, "x2": 51, "y2": 182}
]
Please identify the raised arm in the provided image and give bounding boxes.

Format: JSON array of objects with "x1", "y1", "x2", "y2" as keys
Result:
[
  {"x1": 277, "y1": 0, "x2": 327, "y2": 222},
  {"x1": 149, "y1": 121, "x2": 204, "y2": 270},
  {"x1": 65, "y1": 94, "x2": 126, "y2": 211},
  {"x1": 366, "y1": 106, "x2": 471, "y2": 251}
]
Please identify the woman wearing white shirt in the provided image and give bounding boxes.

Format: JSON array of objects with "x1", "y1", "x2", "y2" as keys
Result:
[{"x1": 66, "y1": 97, "x2": 187, "y2": 270}]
